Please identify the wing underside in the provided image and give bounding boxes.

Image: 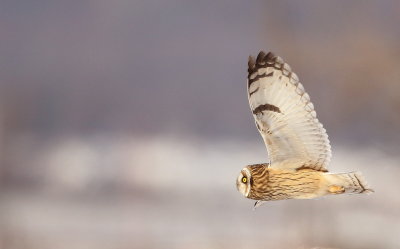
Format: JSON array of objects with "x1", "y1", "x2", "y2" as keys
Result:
[{"x1": 247, "y1": 51, "x2": 331, "y2": 172}]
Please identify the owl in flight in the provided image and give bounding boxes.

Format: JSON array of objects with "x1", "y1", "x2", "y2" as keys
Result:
[{"x1": 236, "y1": 51, "x2": 373, "y2": 208}]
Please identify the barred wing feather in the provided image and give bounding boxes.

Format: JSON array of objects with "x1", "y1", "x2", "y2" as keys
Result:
[{"x1": 247, "y1": 51, "x2": 331, "y2": 172}]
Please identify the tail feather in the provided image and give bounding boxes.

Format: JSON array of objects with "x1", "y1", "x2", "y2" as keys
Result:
[{"x1": 325, "y1": 172, "x2": 374, "y2": 194}]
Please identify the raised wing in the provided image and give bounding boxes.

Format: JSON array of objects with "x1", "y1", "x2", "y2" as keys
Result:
[{"x1": 247, "y1": 51, "x2": 331, "y2": 172}]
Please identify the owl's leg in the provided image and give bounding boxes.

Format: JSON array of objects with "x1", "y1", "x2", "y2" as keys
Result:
[
  {"x1": 253, "y1": 200, "x2": 266, "y2": 210},
  {"x1": 328, "y1": 185, "x2": 345, "y2": 194}
]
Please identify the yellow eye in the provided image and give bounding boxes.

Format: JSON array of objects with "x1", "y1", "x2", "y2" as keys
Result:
[{"x1": 242, "y1": 177, "x2": 247, "y2": 183}]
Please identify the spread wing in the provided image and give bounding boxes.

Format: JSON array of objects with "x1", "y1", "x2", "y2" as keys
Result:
[{"x1": 247, "y1": 51, "x2": 331, "y2": 172}]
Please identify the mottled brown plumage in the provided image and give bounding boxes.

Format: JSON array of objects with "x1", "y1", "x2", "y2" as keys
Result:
[{"x1": 236, "y1": 51, "x2": 373, "y2": 207}]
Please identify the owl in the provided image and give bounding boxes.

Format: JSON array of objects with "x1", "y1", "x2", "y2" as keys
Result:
[{"x1": 236, "y1": 51, "x2": 373, "y2": 208}]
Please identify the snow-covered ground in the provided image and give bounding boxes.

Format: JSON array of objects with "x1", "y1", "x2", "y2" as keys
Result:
[{"x1": 1, "y1": 136, "x2": 399, "y2": 249}]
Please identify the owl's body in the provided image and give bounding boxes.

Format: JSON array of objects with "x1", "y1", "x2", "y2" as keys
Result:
[
  {"x1": 238, "y1": 164, "x2": 371, "y2": 202},
  {"x1": 237, "y1": 51, "x2": 373, "y2": 207}
]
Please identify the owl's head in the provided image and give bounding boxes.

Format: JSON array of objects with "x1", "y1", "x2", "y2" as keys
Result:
[
  {"x1": 236, "y1": 167, "x2": 252, "y2": 197},
  {"x1": 236, "y1": 163, "x2": 269, "y2": 198}
]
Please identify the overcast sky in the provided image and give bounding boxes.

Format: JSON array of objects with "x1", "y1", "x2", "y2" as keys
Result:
[{"x1": 1, "y1": 0, "x2": 400, "y2": 146}]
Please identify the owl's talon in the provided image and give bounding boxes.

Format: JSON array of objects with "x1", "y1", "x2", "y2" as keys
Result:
[{"x1": 253, "y1": 200, "x2": 266, "y2": 210}]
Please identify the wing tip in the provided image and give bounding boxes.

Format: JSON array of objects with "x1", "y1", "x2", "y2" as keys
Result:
[
  {"x1": 256, "y1": 51, "x2": 275, "y2": 64},
  {"x1": 248, "y1": 55, "x2": 256, "y2": 73},
  {"x1": 248, "y1": 51, "x2": 276, "y2": 75}
]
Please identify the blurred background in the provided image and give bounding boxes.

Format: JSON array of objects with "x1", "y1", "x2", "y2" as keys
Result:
[{"x1": 1, "y1": 0, "x2": 400, "y2": 248}]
